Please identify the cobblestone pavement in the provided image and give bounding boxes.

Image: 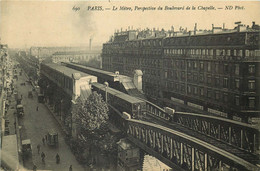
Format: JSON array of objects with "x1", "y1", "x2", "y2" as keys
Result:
[{"x1": 17, "y1": 72, "x2": 85, "y2": 171}]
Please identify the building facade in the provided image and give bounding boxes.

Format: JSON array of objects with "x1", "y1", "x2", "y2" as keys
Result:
[
  {"x1": 102, "y1": 22, "x2": 260, "y2": 123},
  {"x1": 52, "y1": 50, "x2": 101, "y2": 64},
  {"x1": 30, "y1": 46, "x2": 92, "y2": 62}
]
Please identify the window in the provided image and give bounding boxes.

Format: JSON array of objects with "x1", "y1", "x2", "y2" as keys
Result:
[
  {"x1": 216, "y1": 49, "x2": 220, "y2": 56},
  {"x1": 200, "y1": 62, "x2": 204, "y2": 70},
  {"x1": 207, "y1": 90, "x2": 212, "y2": 98},
  {"x1": 245, "y1": 50, "x2": 250, "y2": 57},
  {"x1": 187, "y1": 85, "x2": 191, "y2": 93},
  {"x1": 215, "y1": 63, "x2": 219, "y2": 73},
  {"x1": 224, "y1": 78, "x2": 228, "y2": 88},
  {"x1": 164, "y1": 71, "x2": 168, "y2": 78},
  {"x1": 249, "y1": 65, "x2": 255, "y2": 74},
  {"x1": 209, "y1": 49, "x2": 213, "y2": 56},
  {"x1": 181, "y1": 71, "x2": 185, "y2": 79},
  {"x1": 224, "y1": 93, "x2": 228, "y2": 102},
  {"x1": 215, "y1": 91, "x2": 220, "y2": 100},
  {"x1": 248, "y1": 97, "x2": 255, "y2": 108},
  {"x1": 181, "y1": 84, "x2": 185, "y2": 93},
  {"x1": 202, "y1": 49, "x2": 205, "y2": 55},
  {"x1": 235, "y1": 64, "x2": 239, "y2": 75},
  {"x1": 234, "y1": 50, "x2": 237, "y2": 56},
  {"x1": 188, "y1": 61, "x2": 192, "y2": 68},
  {"x1": 227, "y1": 50, "x2": 231, "y2": 56},
  {"x1": 175, "y1": 71, "x2": 179, "y2": 79},
  {"x1": 188, "y1": 73, "x2": 192, "y2": 81},
  {"x1": 176, "y1": 84, "x2": 179, "y2": 91},
  {"x1": 248, "y1": 80, "x2": 255, "y2": 90},
  {"x1": 238, "y1": 50, "x2": 243, "y2": 57},
  {"x1": 194, "y1": 87, "x2": 198, "y2": 95},
  {"x1": 200, "y1": 88, "x2": 204, "y2": 96},
  {"x1": 207, "y1": 62, "x2": 211, "y2": 72},
  {"x1": 215, "y1": 77, "x2": 220, "y2": 86},
  {"x1": 235, "y1": 79, "x2": 240, "y2": 89},
  {"x1": 224, "y1": 64, "x2": 229, "y2": 73},
  {"x1": 207, "y1": 75, "x2": 212, "y2": 84},
  {"x1": 193, "y1": 62, "x2": 198, "y2": 69},
  {"x1": 199, "y1": 74, "x2": 204, "y2": 83},
  {"x1": 193, "y1": 73, "x2": 198, "y2": 82},
  {"x1": 235, "y1": 96, "x2": 240, "y2": 106}
]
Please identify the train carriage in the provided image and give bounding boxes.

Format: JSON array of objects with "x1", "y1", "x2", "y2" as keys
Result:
[{"x1": 91, "y1": 82, "x2": 146, "y2": 119}]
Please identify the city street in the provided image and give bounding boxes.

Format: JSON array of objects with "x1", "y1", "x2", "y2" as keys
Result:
[{"x1": 17, "y1": 71, "x2": 85, "y2": 171}]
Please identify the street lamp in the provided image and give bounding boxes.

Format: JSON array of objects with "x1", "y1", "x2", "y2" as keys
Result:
[{"x1": 104, "y1": 82, "x2": 109, "y2": 103}]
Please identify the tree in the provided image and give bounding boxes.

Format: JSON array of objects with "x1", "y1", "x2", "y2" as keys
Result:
[{"x1": 72, "y1": 91, "x2": 109, "y2": 146}]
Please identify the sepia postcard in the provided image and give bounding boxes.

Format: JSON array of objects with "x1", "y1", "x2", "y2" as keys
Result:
[{"x1": 0, "y1": 0, "x2": 259, "y2": 171}]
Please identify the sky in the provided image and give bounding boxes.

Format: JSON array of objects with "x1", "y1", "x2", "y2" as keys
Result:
[{"x1": 0, "y1": 1, "x2": 259, "y2": 48}]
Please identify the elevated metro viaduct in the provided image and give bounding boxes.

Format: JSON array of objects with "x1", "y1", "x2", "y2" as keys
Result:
[
  {"x1": 61, "y1": 62, "x2": 146, "y2": 99},
  {"x1": 41, "y1": 63, "x2": 259, "y2": 170},
  {"x1": 39, "y1": 63, "x2": 97, "y2": 134},
  {"x1": 90, "y1": 81, "x2": 260, "y2": 170},
  {"x1": 62, "y1": 62, "x2": 259, "y2": 154},
  {"x1": 107, "y1": 103, "x2": 260, "y2": 171}
]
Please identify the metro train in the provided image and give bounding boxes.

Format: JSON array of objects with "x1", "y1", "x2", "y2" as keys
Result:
[
  {"x1": 91, "y1": 82, "x2": 176, "y2": 123},
  {"x1": 91, "y1": 82, "x2": 146, "y2": 119}
]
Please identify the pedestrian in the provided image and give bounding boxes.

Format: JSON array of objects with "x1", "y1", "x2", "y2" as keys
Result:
[
  {"x1": 36, "y1": 106, "x2": 39, "y2": 111},
  {"x1": 45, "y1": 134, "x2": 48, "y2": 142},
  {"x1": 37, "y1": 144, "x2": 41, "y2": 154},
  {"x1": 69, "y1": 165, "x2": 73, "y2": 171},
  {"x1": 56, "y1": 153, "x2": 60, "y2": 164},
  {"x1": 33, "y1": 164, "x2": 37, "y2": 171},
  {"x1": 41, "y1": 152, "x2": 45, "y2": 163},
  {"x1": 42, "y1": 137, "x2": 45, "y2": 145}
]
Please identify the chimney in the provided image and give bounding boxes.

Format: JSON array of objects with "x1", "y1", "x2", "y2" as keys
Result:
[
  {"x1": 252, "y1": 21, "x2": 255, "y2": 27},
  {"x1": 194, "y1": 23, "x2": 197, "y2": 35},
  {"x1": 223, "y1": 23, "x2": 225, "y2": 29},
  {"x1": 89, "y1": 38, "x2": 92, "y2": 51}
]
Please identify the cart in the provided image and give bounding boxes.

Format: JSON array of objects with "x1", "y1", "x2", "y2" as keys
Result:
[
  {"x1": 47, "y1": 130, "x2": 59, "y2": 146},
  {"x1": 22, "y1": 139, "x2": 32, "y2": 159},
  {"x1": 16, "y1": 104, "x2": 24, "y2": 117}
]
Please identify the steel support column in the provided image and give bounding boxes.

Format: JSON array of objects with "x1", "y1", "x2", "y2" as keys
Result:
[
  {"x1": 205, "y1": 153, "x2": 208, "y2": 171},
  {"x1": 192, "y1": 147, "x2": 195, "y2": 171},
  {"x1": 229, "y1": 126, "x2": 232, "y2": 144},
  {"x1": 218, "y1": 124, "x2": 221, "y2": 139},
  {"x1": 219, "y1": 161, "x2": 222, "y2": 171},
  {"x1": 181, "y1": 142, "x2": 183, "y2": 165},
  {"x1": 240, "y1": 129, "x2": 243, "y2": 148},
  {"x1": 170, "y1": 138, "x2": 173, "y2": 159}
]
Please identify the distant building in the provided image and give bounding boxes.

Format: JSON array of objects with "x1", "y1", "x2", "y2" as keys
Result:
[
  {"x1": 52, "y1": 50, "x2": 101, "y2": 64},
  {"x1": 30, "y1": 46, "x2": 94, "y2": 62},
  {"x1": 102, "y1": 22, "x2": 260, "y2": 123}
]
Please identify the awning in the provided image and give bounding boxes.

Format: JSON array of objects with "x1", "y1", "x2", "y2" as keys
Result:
[{"x1": 1, "y1": 135, "x2": 19, "y2": 170}]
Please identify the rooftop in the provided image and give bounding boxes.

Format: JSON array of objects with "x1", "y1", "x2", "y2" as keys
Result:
[
  {"x1": 44, "y1": 63, "x2": 92, "y2": 79},
  {"x1": 108, "y1": 22, "x2": 260, "y2": 42},
  {"x1": 53, "y1": 50, "x2": 101, "y2": 56}
]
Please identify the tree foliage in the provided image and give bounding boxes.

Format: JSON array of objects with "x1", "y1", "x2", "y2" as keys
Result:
[{"x1": 73, "y1": 92, "x2": 109, "y2": 145}]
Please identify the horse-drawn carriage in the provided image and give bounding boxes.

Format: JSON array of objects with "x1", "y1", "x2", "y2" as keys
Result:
[
  {"x1": 47, "y1": 130, "x2": 59, "y2": 147},
  {"x1": 22, "y1": 139, "x2": 32, "y2": 159}
]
